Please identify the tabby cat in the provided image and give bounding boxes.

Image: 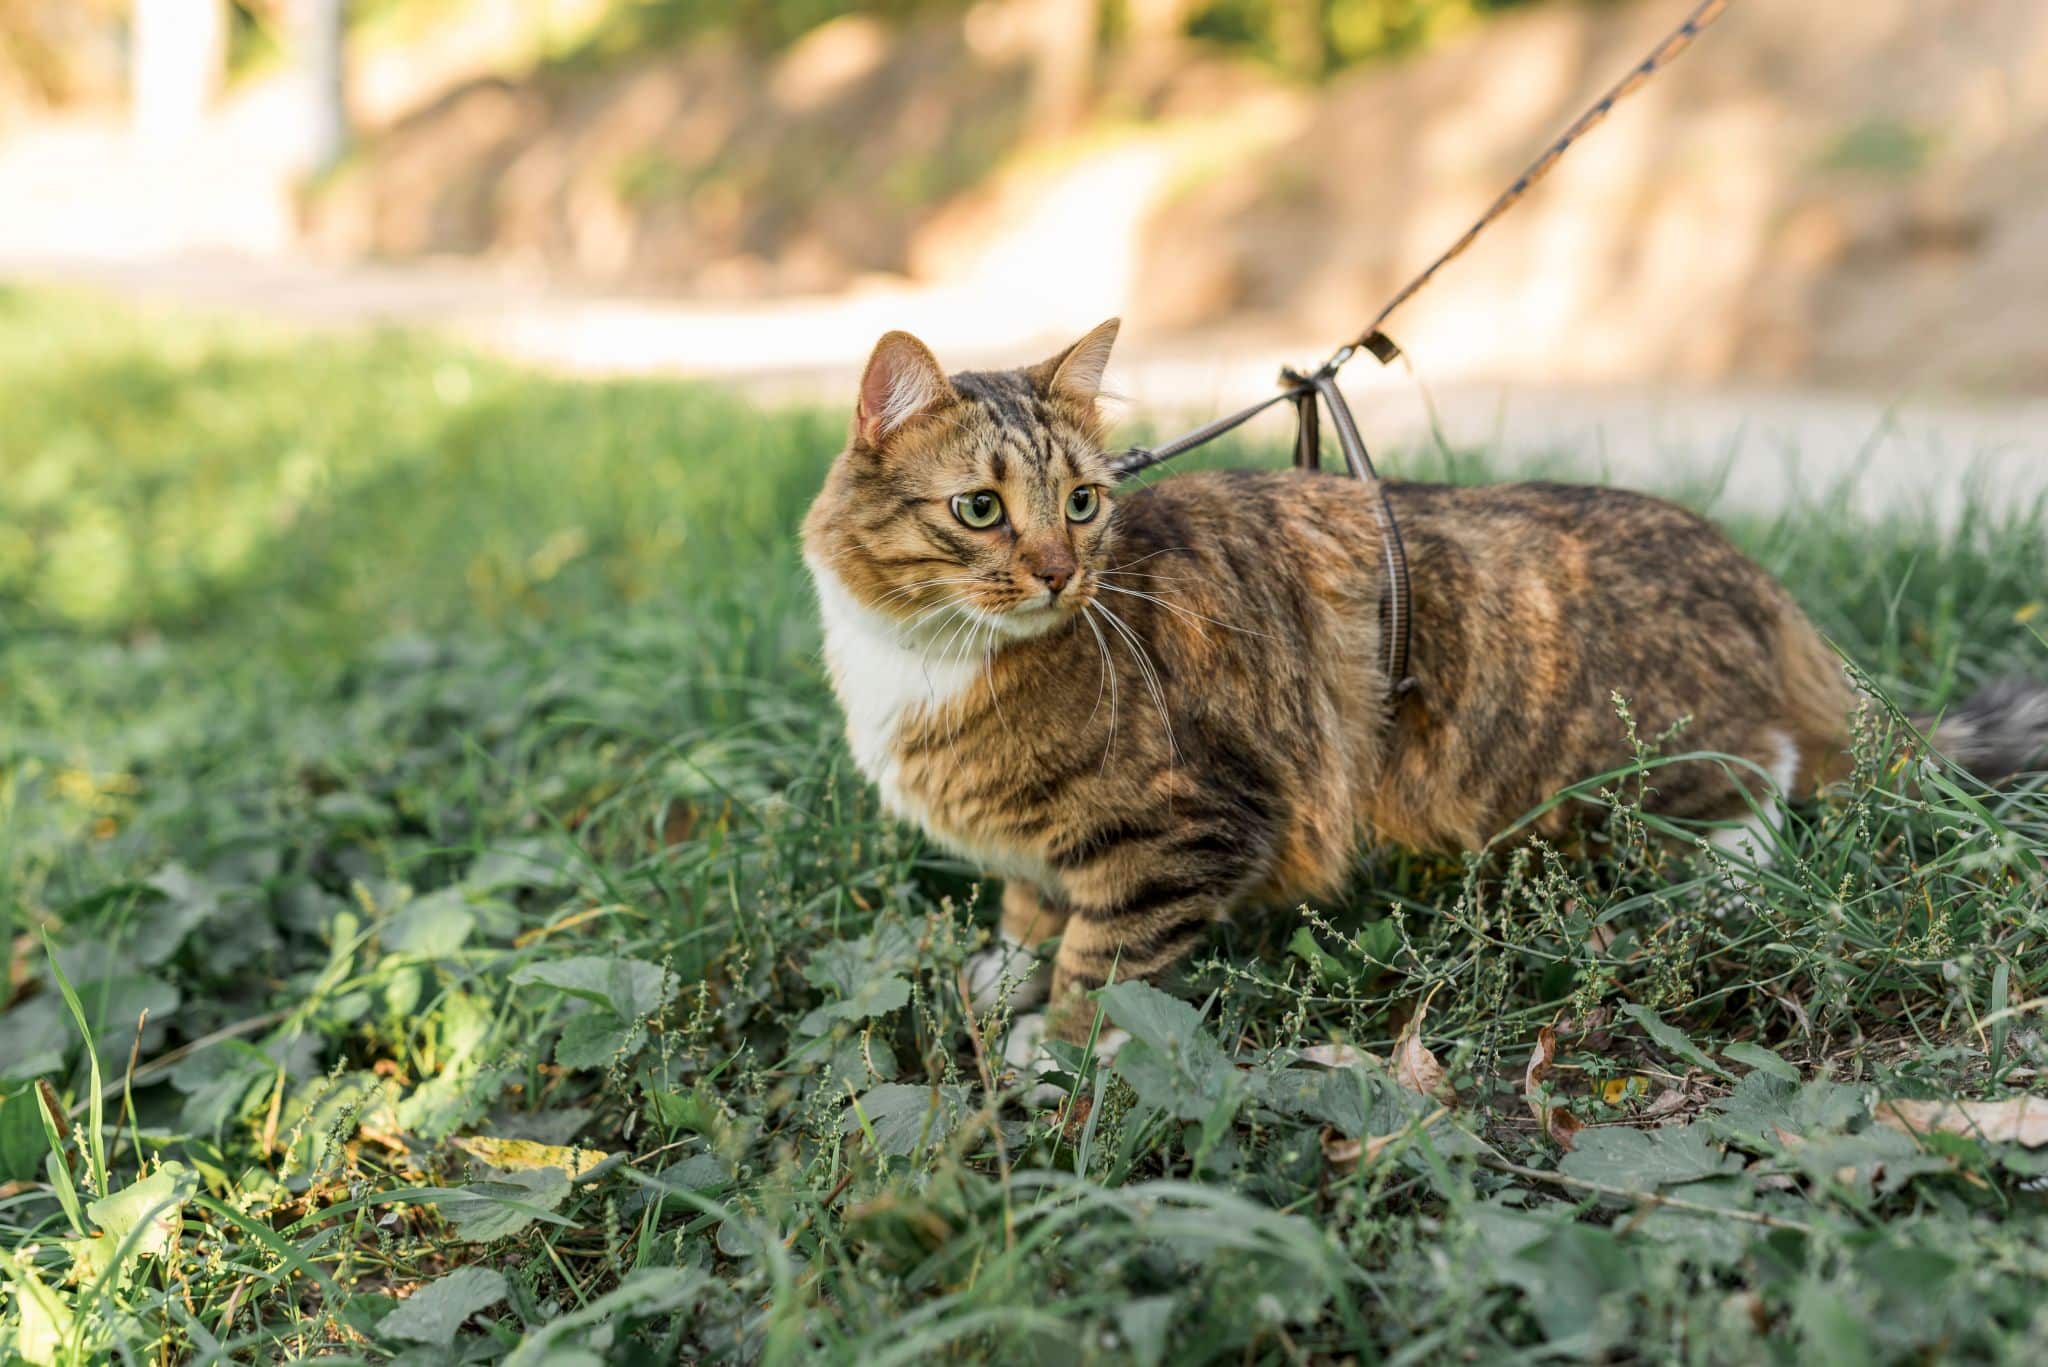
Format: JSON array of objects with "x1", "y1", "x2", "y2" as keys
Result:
[{"x1": 802, "y1": 319, "x2": 2048, "y2": 1078}]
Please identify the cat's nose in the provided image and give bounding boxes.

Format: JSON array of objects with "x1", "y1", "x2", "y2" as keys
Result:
[{"x1": 1036, "y1": 565, "x2": 1072, "y2": 595}]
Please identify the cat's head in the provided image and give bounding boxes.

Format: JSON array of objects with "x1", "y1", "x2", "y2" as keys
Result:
[{"x1": 802, "y1": 319, "x2": 1123, "y2": 642}]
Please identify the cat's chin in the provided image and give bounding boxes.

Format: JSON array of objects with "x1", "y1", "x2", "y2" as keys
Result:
[{"x1": 990, "y1": 602, "x2": 1074, "y2": 640}]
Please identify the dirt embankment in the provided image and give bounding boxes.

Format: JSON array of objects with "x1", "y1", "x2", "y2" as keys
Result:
[{"x1": 311, "y1": 0, "x2": 2048, "y2": 394}]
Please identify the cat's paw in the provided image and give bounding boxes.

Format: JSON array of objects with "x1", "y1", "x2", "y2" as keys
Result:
[
  {"x1": 963, "y1": 931, "x2": 1051, "y2": 1012},
  {"x1": 1001, "y1": 1012, "x2": 1129, "y2": 1108}
]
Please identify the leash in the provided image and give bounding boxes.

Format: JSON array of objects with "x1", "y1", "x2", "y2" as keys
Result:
[{"x1": 1108, "y1": 0, "x2": 1733, "y2": 705}]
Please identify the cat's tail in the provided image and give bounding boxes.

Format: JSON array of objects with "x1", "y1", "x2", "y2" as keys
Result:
[{"x1": 1922, "y1": 677, "x2": 2048, "y2": 782}]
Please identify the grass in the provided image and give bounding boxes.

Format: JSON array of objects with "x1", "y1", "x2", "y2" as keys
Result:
[{"x1": 2, "y1": 283, "x2": 2047, "y2": 1363}]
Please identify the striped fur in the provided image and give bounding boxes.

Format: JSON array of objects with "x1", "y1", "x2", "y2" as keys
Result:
[{"x1": 804, "y1": 324, "x2": 1862, "y2": 1043}]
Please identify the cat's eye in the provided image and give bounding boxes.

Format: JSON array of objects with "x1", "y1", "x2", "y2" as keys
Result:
[
  {"x1": 1066, "y1": 486, "x2": 1101, "y2": 523},
  {"x1": 951, "y1": 490, "x2": 1004, "y2": 528}
]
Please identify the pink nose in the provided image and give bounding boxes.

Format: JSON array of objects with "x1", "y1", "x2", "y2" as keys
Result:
[{"x1": 1037, "y1": 565, "x2": 1071, "y2": 594}]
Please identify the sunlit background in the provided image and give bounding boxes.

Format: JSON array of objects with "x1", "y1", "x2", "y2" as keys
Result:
[{"x1": 4, "y1": 0, "x2": 2046, "y2": 501}]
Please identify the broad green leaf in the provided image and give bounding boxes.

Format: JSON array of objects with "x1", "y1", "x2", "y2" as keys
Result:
[
  {"x1": 554, "y1": 1011, "x2": 645, "y2": 1071},
  {"x1": 444, "y1": 1166, "x2": 572, "y2": 1243},
  {"x1": 0, "y1": 998, "x2": 68, "y2": 1083},
  {"x1": 398, "y1": 1066, "x2": 515, "y2": 1142},
  {"x1": 169, "y1": 1042, "x2": 275, "y2": 1136},
  {"x1": 1286, "y1": 927, "x2": 1350, "y2": 985},
  {"x1": 841, "y1": 1083, "x2": 970, "y2": 1157},
  {"x1": 383, "y1": 893, "x2": 477, "y2": 957},
  {"x1": 1794, "y1": 1278, "x2": 1875, "y2": 1366},
  {"x1": 1095, "y1": 980, "x2": 1204, "y2": 1055},
  {"x1": 131, "y1": 863, "x2": 224, "y2": 965},
  {"x1": 379, "y1": 1266, "x2": 508, "y2": 1346},
  {"x1": 0, "y1": 1087, "x2": 47, "y2": 1182},
  {"x1": 1619, "y1": 1005, "x2": 1732, "y2": 1079},
  {"x1": 511, "y1": 956, "x2": 672, "y2": 1020},
  {"x1": 1722, "y1": 1041, "x2": 1799, "y2": 1081},
  {"x1": 796, "y1": 974, "x2": 910, "y2": 1034},
  {"x1": 465, "y1": 840, "x2": 573, "y2": 893},
  {"x1": 4, "y1": 1252, "x2": 77, "y2": 1367},
  {"x1": 70, "y1": 1161, "x2": 197, "y2": 1288},
  {"x1": 803, "y1": 924, "x2": 919, "y2": 999},
  {"x1": 1559, "y1": 1122, "x2": 1743, "y2": 1189},
  {"x1": 1709, "y1": 1072, "x2": 1867, "y2": 1147}
]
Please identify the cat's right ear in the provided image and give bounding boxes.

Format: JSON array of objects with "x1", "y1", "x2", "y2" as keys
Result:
[{"x1": 856, "y1": 331, "x2": 952, "y2": 448}]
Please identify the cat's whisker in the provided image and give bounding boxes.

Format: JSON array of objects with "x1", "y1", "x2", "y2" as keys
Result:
[
  {"x1": 1091, "y1": 600, "x2": 1179, "y2": 765},
  {"x1": 876, "y1": 576, "x2": 984, "y2": 612},
  {"x1": 1094, "y1": 582, "x2": 1276, "y2": 641},
  {"x1": 977, "y1": 619, "x2": 1013, "y2": 730},
  {"x1": 917, "y1": 606, "x2": 981, "y2": 713},
  {"x1": 1104, "y1": 546, "x2": 1194, "y2": 574},
  {"x1": 1081, "y1": 607, "x2": 1119, "y2": 773}
]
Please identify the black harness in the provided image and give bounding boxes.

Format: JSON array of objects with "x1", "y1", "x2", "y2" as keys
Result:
[{"x1": 1103, "y1": 0, "x2": 1730, "y2": 712}]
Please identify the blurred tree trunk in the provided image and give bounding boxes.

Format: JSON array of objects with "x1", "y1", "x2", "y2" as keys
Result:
[
  {"x1": 1274, "y1": 0, "x2": 1326, "y2": 79},
  {"x1": 292, "y1": 0, "x2": 348, "y2": 172},
  {"x1": 1030, "y1": 0, "x2": 1097, "y2": 134},
  {"x1": 1125, "y1": 0, "x2": 1190, "y2": 86},
  {"x1": 131, "y1": 0, "x2": 226, "y2": 142}
]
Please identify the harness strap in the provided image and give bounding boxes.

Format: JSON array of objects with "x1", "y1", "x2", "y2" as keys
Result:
[
  {"x1": 1309, "y1": 370, "x2": 1414, "y2": 699},
  {"x1": 1112, "y1": 387, "x2": 1302, "y2": 478},
  {"x1": 1290, "y1": 382, "x2": 1321, "y2": 472}
]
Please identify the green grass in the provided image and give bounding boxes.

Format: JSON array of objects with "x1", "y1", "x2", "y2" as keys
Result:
[{"x1": 3, "y1": 284, "x2": 2048, "y2": 1363}]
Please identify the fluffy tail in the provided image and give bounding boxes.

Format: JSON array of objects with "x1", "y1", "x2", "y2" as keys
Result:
[{"x1": 1925, "y1": 678, "x2": 2048, "y2": 782}]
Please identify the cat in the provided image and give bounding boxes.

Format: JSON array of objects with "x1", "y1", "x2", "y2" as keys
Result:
[{"x1": 802, "y1": 318, "x2": 2048, "y2": 1084}]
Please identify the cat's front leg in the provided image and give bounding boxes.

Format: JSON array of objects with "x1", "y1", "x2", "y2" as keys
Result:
[
  {"x1": 1041, "y1": 889, "x2": 1218, "y2": 1045},
  {"x1": 962, "y1": 881, "x2": 1070, "y2": 1011}
]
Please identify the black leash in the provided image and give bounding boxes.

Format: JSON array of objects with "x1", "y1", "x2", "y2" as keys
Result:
[{"x1": 1108, "y1": 0, "x2": 1732, "y2": 706}]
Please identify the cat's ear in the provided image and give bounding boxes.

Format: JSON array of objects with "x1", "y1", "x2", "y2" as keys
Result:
[
  {"x1": 856, "y1": 331, "x2": 953, "y2": 447},
  {"x1": 1032, "y1": 317, "x2": 1120, "y2": 402}
]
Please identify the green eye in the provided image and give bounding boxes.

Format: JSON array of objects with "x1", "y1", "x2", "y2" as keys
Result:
[
  {"x1": 951, "y1": 490, "x2": 1004, "y2": 528},
  {"x1": 1066, "y1": 486, "x2": 1101, "y2": 523}
]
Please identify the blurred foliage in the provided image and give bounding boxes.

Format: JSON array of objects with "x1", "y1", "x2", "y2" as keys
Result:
[{"x1": 1187, "y1": 0, "x2": 1544, "y2": 75}]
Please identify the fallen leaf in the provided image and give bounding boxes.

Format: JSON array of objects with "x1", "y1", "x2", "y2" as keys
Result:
[
  {"x1": 1872, "y1": 1097, "x2": 2048, "y2": 1147},
  {"x1": 451, "y1": 1136, "x2": 620, "y2": 1183},
  {"x1": 1320, "y1": 1126, "x2": 1362, "y2": 1173},
  {"x1": 1642, "y1": 1088, "x2": 1690, "y2": 1121},
  {"x1": 1320, "y1": 1107, "x2": 1451, "y2": 1175},
  {"x1": 1522, "y1": 1025, "x2": 1581, "y2": 1149},
  {"x1": 1523, "y1": 1026, "x2": 1557, "y2": 1101},
  {"x1": 1395, "y1": 998, "x2": 1449, "y2": 1100}
]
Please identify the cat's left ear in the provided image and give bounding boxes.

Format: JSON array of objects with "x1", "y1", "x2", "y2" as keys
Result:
[{"x1": 1031, "y1": 317, "x2": 1120, "y2": 403}]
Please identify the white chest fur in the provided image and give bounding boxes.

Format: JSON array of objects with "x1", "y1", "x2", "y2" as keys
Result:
[
  {"x1": 806, "y1": 555, "x2": 1055, "y2": 884},
  {"x1": 806, "y1": 555, "x2": 981, "y2": 810}
]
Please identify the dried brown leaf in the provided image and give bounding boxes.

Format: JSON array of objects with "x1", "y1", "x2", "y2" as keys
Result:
[
  {"x1": 1523, "y1": 1026, "x2": 1558, "y2": 1107},
  {"x1": 1642, "y1": 1087, "x2": 1691, "y2": 1121},
  {"x1": 1320, "y1": 1126, "x2": 1363, "y2": 1175},
  {"x1": 1395, "y1": 998, "x2": 1449, "y2": 1099},
  {"x1": 1872, "y1": 1096, "x2": 2048, "y2": 1147},
  {"x1": 1522, "y1": 1024, "x2": 1583, "y2": 1149}
]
